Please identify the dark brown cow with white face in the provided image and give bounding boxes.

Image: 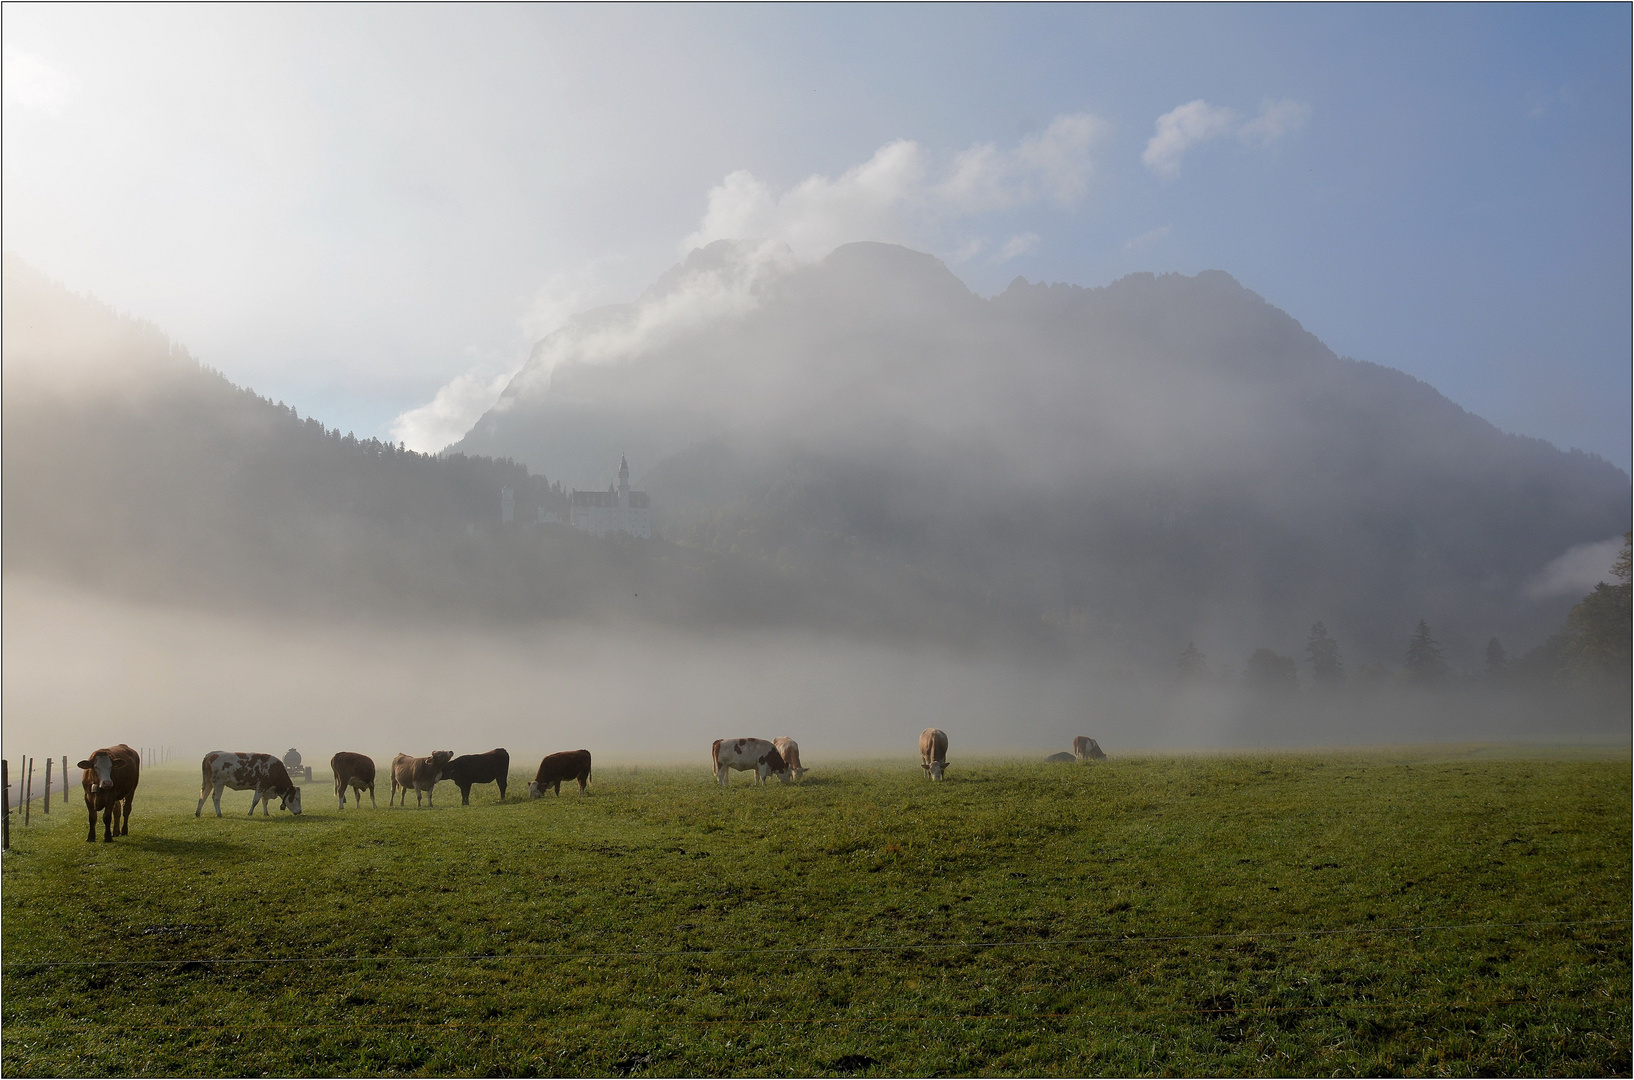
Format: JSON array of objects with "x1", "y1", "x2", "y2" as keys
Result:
[
  {"x1": 78, "y1": 744, "x2": 140, "y2": 843},
  {"x1": 331, "y1": 752, "x2": 376, "y2": 809},
  {"x1": 196, "y1": 752, "x2": 303, "y2": 817},
  {"x1": 711, "y1": 738, "x2": 791, "y2": 787},
  {"x1": 391, "y1": 750, "x2": 453, "y2": 807},
  {"x1": 528, "y1": 750, "x2": 592, "y2": 797}
]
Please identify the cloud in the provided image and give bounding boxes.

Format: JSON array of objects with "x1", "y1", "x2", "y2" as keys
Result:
[
  {"x1": 389, "y1": 363, "x2": 517, "y2": 453},
  {"x1": 684, "y1": 112, "x2": 1107, "y2": 260},
  {"x1": 997, "y1": 233, "x2": 1040, "y2": 262},
  {"x1": 1142, "y1": 100, "x2": 1239, "y2": 179},
  {"x1": 3, "y1": 47, "x2": 78, "y2": 116},
  {"x1": 1524, "y1": 535, "x2": 1625, "y2": 599},
  {"x1": 1123, "y1": 224, "x2": 1173, "y2": 251},
  {"x1": 1238, "y1": 98, "x2": 1312, "y2": 145},
  {"x1": 1143, "y1": 98, "x2": 1309, "y2": 179}
]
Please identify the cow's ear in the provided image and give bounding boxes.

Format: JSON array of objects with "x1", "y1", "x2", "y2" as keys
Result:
[{"x1": 76, "y1": 760, "x2": 93, "y2": 769}]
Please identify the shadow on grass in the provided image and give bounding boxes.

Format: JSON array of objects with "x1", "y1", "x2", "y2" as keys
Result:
[{"x1": 129, "y1": 835, "x2": 253, "y2": 858}]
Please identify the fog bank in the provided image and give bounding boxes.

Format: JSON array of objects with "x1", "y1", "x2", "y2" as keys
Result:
[{"x1": 6, "y1": 578, "x2": 1621, "y2": 785}]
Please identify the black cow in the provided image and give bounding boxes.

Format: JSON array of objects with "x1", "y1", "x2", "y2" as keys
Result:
[{"x1": 443, "y1": 748, "x2": 510, "y2": 805}]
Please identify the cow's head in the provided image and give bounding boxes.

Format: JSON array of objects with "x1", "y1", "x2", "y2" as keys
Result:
[
  {"x1": 526, "y1": 780, "x2": 543, "y2": 798},
  {"x1": 281, "y1": 786, "x2": 303, "y2": 815},
  {"x1": 764, "y1": 749, "x2": 793, "y2": 784},
  {"x1": 929, "y1": 759, "x2": 946, "y2": 781},
  {"x1": 77, "y1": 751, "x2": 116, "y2": 791},
  {"x1": 790, "y1": 764, "x2": 807, "y2": 781},
  {"x1": 431, "y1": 750, "x2": 455, "y2": 777}
]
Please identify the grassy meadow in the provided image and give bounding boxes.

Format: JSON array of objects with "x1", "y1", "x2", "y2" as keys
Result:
[{"x1": 2, "y1": 749, "x2": 1629, "y2": 1077}]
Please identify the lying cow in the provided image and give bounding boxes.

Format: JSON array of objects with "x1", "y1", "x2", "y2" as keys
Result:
[
  {"x1": 772, "y1": 737, "x2": 806, "y2": 781},
  {"x1": 1073, "y1": 736, "x2": 1106, "y2": 762},
  {"x1": 391, "y1": 750, "x2": 453, "y2": 808},
  {"x1": 444, "y1": 748, "x2": 510, "y2": 805},
  {"x1": 331, "y1": 751, "x2": 376, "y2": 809},
  {"x1": 78, "y1": 744, "x2": 140, "y2": 843},
  {"x1": 711, "y1": 738, "x2": 791, "y2": 786},
  {"x1": 920, "y1": 727, "x2": 949, "y2": 781},
  {"x1": 528, "y1": 750, "x2": 592, "y2": 797},
  {"x1": 196, "y1": 751, "x2": 303, "y2": 817}
]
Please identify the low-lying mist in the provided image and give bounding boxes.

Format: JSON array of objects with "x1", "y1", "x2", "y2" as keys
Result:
[{"x1": 6, "y1": 576, "x2": 1620, "y2": 787}]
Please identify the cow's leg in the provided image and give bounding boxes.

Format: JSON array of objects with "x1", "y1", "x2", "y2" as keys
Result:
[
  {"x1": 102, "y1": 801, "x2": 115, "y2": 842},
  {"x1": 213, "y1": 783, "x2": 225, "y2": 817},
  {"x1": 85, "y1": 798, "x2": 97, "y2": 843},
  {"x1": 460, "y1": 784, "x2": 470, "y2": 806},
  {"x1": 337, "y1": 780, "x2": 346, "y2": 810},
  {"x1": 497, "y1": 777, "x2": 507, "y2": 801},
  {"x1": 368, "y1": 784, "x2": 376, "y2": 809},
  {"x1": 196, "y1": 785, "x2": 209, "y2": 817},
  {"x1": 120, "y1": 794, "x2": 133, "y2": 835},
  {"x1": 577, "y1": 776, "x2": 586, "y2": 795},
  {"x1": 248, "y1": 787, "x2": 263, "y2": 816}
]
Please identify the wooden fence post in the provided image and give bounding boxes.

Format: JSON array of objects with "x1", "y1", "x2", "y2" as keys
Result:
[
  {"x1": 24, "y1": 757, "x2": 32, "y2": 827},
  {"x1": 3, "y1": 759, "x2": 10, "y2": 850},
  {"x1": 44, "y1": 757, "x2": 52, "y2": 815},
  {"x1": 62, "y1": 756, "x2": 69, "y2": 806}
]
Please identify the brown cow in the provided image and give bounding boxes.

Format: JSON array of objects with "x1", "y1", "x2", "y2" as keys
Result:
[
  {"x1": 391, "y1": 750, "x2": 453, "y2": 807},
  {"x1": 1072, "y1": 736, "x2": 1106, "y2": 762},
  {"x1": 528, "y1": 750, "x2": 592, "y2": 797},
  {"x1": 331, "y1": 752, "x2": 376, "y2": 809},
  {"x1": 772, "y1": 737, "x2": 806, "y2": 780},
  {"x1": 443, "y1": 748, "x2": 510, "y2": 805},
  {"x1": 919, "y1": 727, "x2": 949, "y2": 781},
  {"x1": 77, "y1": 744, "x2": 140, "y2": 843}
]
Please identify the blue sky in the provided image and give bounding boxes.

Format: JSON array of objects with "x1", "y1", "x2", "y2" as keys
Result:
[{"x1": 4, "y1": 5, "x2": 1628, "y2": 465}]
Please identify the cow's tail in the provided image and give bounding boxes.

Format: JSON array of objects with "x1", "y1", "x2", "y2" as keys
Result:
[
  {"x1": 581, "y1": 750, "x2": 592, "y2": 788},
  {"x1": 710, "y1": 739, "x2": 722, "y2": 777}
]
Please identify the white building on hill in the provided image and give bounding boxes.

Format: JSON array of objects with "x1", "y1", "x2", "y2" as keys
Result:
[{"x1": 569, "y1": 456, "x2": 651, "y2": 538}]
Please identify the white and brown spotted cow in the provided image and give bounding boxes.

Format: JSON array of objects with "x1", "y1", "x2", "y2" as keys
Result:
[
  {"x1": 711, "y1": 738, "x2": 791, "y2": 787},
  {"x1": 772, "y1": 737, "x2": 806, "y2": 781},
  {"x1": 919, "y1": 727, "x2": 949, "y2": 781},
  {"x1": 1072, "y1": 736, "x2": 1106, "y2": 762},
  {"x1": 196, "y1": 752, "x2": 303, "y2": 817}
]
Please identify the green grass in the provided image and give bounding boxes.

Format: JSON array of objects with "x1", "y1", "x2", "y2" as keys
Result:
[{"x1": 2, "y1": 751, "x2": 1629, "y2": 1077}]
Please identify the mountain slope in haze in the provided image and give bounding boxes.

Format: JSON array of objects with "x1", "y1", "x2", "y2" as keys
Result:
[
  {"x1": 454, "y1": 241, "x2": 1631, "y2": 666},
  {"x1": 1, "y1": 256, "x2": 1045, "y2": 641}
]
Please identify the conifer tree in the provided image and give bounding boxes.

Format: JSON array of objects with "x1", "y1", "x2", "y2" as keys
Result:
[
  {"x1": 1305, "y1": 622, "x2": 1344, "y2": 687},
  {"x1": 1404, "y1": 619, "x2": 1448, "y2": 685}
]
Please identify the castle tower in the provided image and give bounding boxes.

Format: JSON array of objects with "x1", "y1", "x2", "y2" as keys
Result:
[{"x1": 617, "y1": 454, "x2": 630, "y2": 509}]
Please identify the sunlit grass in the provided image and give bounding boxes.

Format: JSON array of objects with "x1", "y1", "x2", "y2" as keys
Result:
[{"x1": 3, "y1": 750, "x2": 1628, "y2": 1076}]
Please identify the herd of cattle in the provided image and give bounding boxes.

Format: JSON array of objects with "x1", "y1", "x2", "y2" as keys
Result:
[{"x1": 70, "y1": 729, "x2": 1107, "y2": 843}]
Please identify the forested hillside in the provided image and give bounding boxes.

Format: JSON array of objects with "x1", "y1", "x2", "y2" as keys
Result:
[{"x1": 456, "y1": 241, "x2": 1631, "y2": 669}]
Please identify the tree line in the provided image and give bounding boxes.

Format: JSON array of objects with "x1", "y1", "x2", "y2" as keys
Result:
[{"x1": 1180, "y1": 531, "x2": 1631, "y2": 701}]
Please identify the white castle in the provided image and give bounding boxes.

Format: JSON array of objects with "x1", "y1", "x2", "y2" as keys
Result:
[{"x1": 568, "y1": 455, "x2": 651, "y2": 538}]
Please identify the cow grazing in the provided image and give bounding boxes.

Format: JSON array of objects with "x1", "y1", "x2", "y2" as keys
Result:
[
  {"x1": 528, "y1": 750, "x2": 592, "y2": 797},
  {"x1": 711, "y1": 738, "x2": 791, "y2": 787},
  {"x1": 77, "y1": 744, "x2": 140, "y2": 843},
  {"x1": 920, "y1": 728, "x2": 949, "y2": 781},
  {"x1": 331, "y1": 752, "x2": 376, "y2": 809},
  {"x1": 196, "y1": 752, "x2": 303, "y2": 817},
  {"x1": 443, "y1": 748, "x2": 510, "y2": 805},
  {"x1": 391, "y1": 750, "x2": 453, "y2": 808},
  {"x1": 1045, "y1": 751, "x2": 1076, "y2": 763},
  {"x1": 1072, "y1": 736, "x2": 1106, "y2": 762},
  {"x1": 772, "y1": 737, "x2": 806, "y2": 780}
]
